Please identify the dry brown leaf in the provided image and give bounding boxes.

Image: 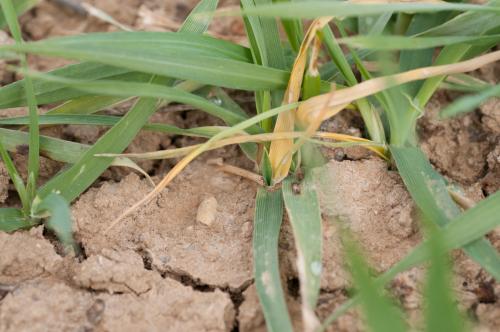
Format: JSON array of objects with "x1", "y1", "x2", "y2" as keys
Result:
[{"x1": 269, "y1": 17, "x2": 333, "y2": 183}]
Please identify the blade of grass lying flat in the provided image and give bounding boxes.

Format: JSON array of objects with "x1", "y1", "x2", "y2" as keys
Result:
[
  {"x1": 254, "y1": 188, "x2": 293, "y2": 332},
  {"x1": 0, "y1": 208, "x2": 31, "y2": 232},
  {"x1": 0, "y1": 127, "x2": 149, "y2": 179},
  {"x1": 423, "y1": 220, "x2": 466, "y2": 332},
  {"x1": 440, "y1": 84, "x2": 500, "y2": 118},
  {"x1": 46, "y1": 95, "x2": 130, "y2": 115},
  {"x1": 19, "y1": 32, "x2": 252, "y2": 61},
  {"x1": 0, "y1": 114, "x2": 218, "y2": 137},
  {"x1": 238, "y1": 2, "x2": 500, "y2": 19},
  {"x1": 32, "y1": 193, "x2": 76, "y2": 252},
  {"x1": 0, "y1": 0, "x2": 36, "y2": 28},
  {"x1": 421, "y1": 6, "x2": 500, "y2": 37},
  {"x1": 37, "y1": 0, "x2": 222, "y2": 202},
  {"x1": 390, "y1": 146, "x2": 500, "y2": 280},
  {"x1": 282, "y1": 172, "x2": 322, "y2": 331},
  {"x1": 0, "y1": 127, "x2": 88, "y2": 163},
  {"x1": 0, "y1": 33, "x2": 289, "y2": 91},
  {"x1": 338, "y1": 34, "x2": 500, "y2": 50},
  {"x1": 1, "y1": 0, "x2": 40, "y2": 199},
  {"x1": 441, "y1": 73, "x2": 492, "y2": 93},
  {"x1": 343, "y1": 234, "x2": 408, "y2": 332},
  {"x1": 17, "y1": 73, "x2": 260, "y2": 133},
  {"x1": 0, "y1": 62, "x2": 149, "y2": 108},
  {"x1": 321, "y1": 189, "x2": 500, "y2": 331},
  {"x1": 47, "y1": 79, "x2": 204, "y2": 116}
]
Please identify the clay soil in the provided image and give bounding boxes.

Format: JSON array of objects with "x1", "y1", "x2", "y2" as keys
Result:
[{"x1": 0, "y1": 1, "x2": 499, "y2": 331}]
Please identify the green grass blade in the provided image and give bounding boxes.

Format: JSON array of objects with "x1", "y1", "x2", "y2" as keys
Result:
[
  {"x1": 0, "y1": 114, "x2": 219, "y2": 137},
  {"x1": 1, "y1": 0, "x2": 39, "y2": 198},
  {"x1": 0, "y1": 0, "x2": 36, "y2": 28},
  {"x1": 254, "y1": 188, "x2": 293, "y2": 332},
  {"x1": 240, "y1": 2, "x2": 500, "y2": 19},
  {"x1": 17, "y1": 73, "x2": 263, "y2": 133},
  {"x1": 0, "y1": 208, "x2": 31, "y2": 232},
  {"x1": 0, "y1": 128, "x2": 163, "y2": 183},
  {"x1": 0, "y1": 33, "x2": 289, "y2": 91},
  {"x1": 14, "y1": 31, "x2": 252, "y2": 60},
  {"x1": 242, "y1": 0, "x2": 286, "y2": 70},
  {"x1": 441, "y1": 74, "x2": 492, "y2": 93},
  {"x1": 391, "y1": 146, "x2": 500, "y2": 280},
  {"x1": 423, "y1": 221, "x2": 466, "y2": 332},
  {"x1": 46, "y1": 95, "x2": 129, "y2": 115},
  {"x1": 241, "y1": 0, "x2": 286, "y2": 119},
  {"x1": 0, "y1": 62, "x2": 147, "y2": 108},
  {"x1": 440, "y1": 84, "x2": 500, "y2": 118},
  {"x1": 274, "y1": 0, "x2": 303, "y2": 52},
  {"x1": 282, "y1": 172, "x2": 322, "y2": 329},
  {"x1": 181, "y1": 0, "x2": 218, "y2": 33},
  {"x1": 416, "y1": 44, "x2": 471, "y2": 107},
  {"x1": 0, "y1": 127, "x2": 89, "y2": 164},
  {"x1": 421, "y1": 7, "x2": 500, "y2": 37},
  {"x1": 399, "y1": 13, "x2": 445, "y2": 97},
  {"x1": 339, "y1": 34, "x2": 500, "y2": 50},
  {"x1": 343, "y1": 234, "x2": 407, "y2": 332},
  {"x1": 32, "y1": 193, "x2": 76, "y2": 252}
]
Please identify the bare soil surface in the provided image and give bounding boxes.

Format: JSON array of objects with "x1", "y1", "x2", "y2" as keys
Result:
[{"x1": 0, "y1": 1, "x2": 499, "y2": 331}]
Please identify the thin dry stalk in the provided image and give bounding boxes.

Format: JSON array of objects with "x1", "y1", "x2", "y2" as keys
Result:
[
  {"x1": 97, "y1": 131, "x2": 382, "y2": 160},
  {"x1": 297, "y1": 50, "x2": 500, "y2": 125}
]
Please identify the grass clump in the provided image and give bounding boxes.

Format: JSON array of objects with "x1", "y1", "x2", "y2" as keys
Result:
[{"x1": 0, "y1": 0, "x2": 500, "y2": 331}]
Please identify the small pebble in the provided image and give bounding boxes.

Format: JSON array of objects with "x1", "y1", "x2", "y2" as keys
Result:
[{"x1": 196, "y1": 196, "x2": 218, "y2": 227}]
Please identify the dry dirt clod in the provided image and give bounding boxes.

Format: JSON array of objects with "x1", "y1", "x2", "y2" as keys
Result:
[
  {"x1": 419, "y1": 91, "x2": 497, "y2": 186},
  {"x1": 482, "y1": 144, "x2": 500, "y2": 195},
  {"x1": 95, "y1": 278, "x2": 235, "y2": 332},
  {"x1": 310, "y1": 159, "x2": 419, "y2": 289},
  {"x1": 197, "y1": 196, "x2": 218, "y2": 227},
  {"x1": 0, "y1": 275, "x2": 236, "y2": 332},
  {"x1": 0, "y1": 227, "x2": 64, "y2": 284},
  {"x1": 72, "y1": 249, "x2": 155, "y2": 295},
  {"x1": 72, "y1": 161, "x2": 256, "y2": 290},
  {"x1": 0, "y1": 278, "x2": 94, "y2": 332}
]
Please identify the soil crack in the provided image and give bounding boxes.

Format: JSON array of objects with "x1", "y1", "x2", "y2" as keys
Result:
[{"x1": 138, "y1": 246, "x2": 252, "y2": 331}]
